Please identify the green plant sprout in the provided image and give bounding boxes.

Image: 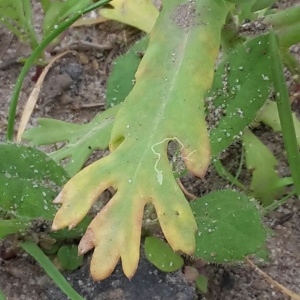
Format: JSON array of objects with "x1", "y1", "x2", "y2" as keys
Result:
[
  {"x1": 6, "y1": 0, "x2": 111, "y2": 141},
  {"x1": 3, "y1": 0, "x2": 300, "y2": 289},
  {"x1": 0, "y1": 0, "x2": 102, "y2": 57}
]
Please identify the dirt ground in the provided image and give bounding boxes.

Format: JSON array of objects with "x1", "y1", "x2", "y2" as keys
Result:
[{"x1": 1, "y1": 1, "x2": 300, "y2": 299}]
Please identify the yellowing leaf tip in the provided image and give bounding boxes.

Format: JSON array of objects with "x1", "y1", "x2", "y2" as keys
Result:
[{"x1": 53, "y1": 192, "x2": 63, "y2": 204}]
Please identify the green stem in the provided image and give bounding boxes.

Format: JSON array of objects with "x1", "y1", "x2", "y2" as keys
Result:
[
  {"x1": 280, "y1": 48, "x2": 300, "y2": 77},
  {"x1": 213, "y1": 159, "x2": 246, "y2": 190},
  {"x1": 262, "y1": 190, "x2": 295, "y2": 215},
  {"x1": 6, "y1": 0, "x2": 111, "y2": 141},
  {"x1": 264, "y1": 6, "x2": 300, "y2": 28},
  {"x1": 21, "y1": 241, "x2": 83, "y2": 300},
  {"x1": 276, "y1": 23, "x2": 300, "y2": 48},
  {"x1": 269, "y1": 31, "x2": 300, "y2": 195},
  {"x1": 234, "y1": 146, "x2": 245, "y2": 186}
]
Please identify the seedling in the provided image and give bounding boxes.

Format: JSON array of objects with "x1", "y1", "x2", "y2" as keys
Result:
[
  {"x1": 3, "y1": 0, "x2": 300, "y2": 294},
  {"x1": 0, "y1": 0, "x2": 108, "y2": 61}
]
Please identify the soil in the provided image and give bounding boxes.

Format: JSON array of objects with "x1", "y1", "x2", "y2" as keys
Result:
[{"x1": 1, "y1": 1, "x2": 300, "y2": 299}]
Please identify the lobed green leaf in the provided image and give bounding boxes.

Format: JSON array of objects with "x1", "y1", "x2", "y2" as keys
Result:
[
  {"x1": 53, "y1": 0, "x2": 231, "y2": 280},
  {"x1": 208, "y1": 34, "x2": 273, "y2": 157},
  {"x1": 23, "y1": 105, "x2": 118, "y2": 176}
]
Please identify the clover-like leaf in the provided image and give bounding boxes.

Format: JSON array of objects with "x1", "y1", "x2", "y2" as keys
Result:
[
  {"x1": 144, "y1": 236, "x2": 184, "y2": 272},
  {"x1": 99, "y1": 0, "x2": 159, "y2": 33},
  {"x1": 23, "y1": 105, "x2": 119, "y2": 176},
  {"x1": 52, "y1": 0, "x2": 231, "y2": 280},
  {"x1": 191, "y1": 189, "x2": 267, "y2": 263},
  {"x1": 57, "y1": 245, "x2": 83, "y2": 271}
]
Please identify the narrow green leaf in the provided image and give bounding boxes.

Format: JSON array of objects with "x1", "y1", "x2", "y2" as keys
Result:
[
  {"x1": 191, "y1": 190, "x2": 267, "y2": 263},
  {"x1": 144, "y1": 237, "x2": 183, "y2": 272},
  {"x1": 43, "y1": 0, "x2": 92, "y2": 36},
  {"x1": 57, "y1": 245, "x2": 83, "y2": 271},
  {"x1": 21, "y1": 241, "x2": 83, "y2": 300},
  {"x1": 6, "y1": 0, "x2": 111, "y2": 141},
  {"x1": 269, "y1": 31, "x2": 300, "y2": 195},
  {"x1": 208, "y1": 34, "x2": 272, "y2": 157},
  {"x1": 0, "y1": 0, "x2": 39, "y2": 48}
]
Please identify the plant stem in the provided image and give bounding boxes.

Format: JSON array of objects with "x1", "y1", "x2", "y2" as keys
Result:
[
  {"x1": 262, "y1": 190, "x2": 296, "y2": 215},
  {"x1": 213, "y1": 159, "x2": 246, "y2": 190},
  {"x1": 269, "y1": 31, "x2": 300, "y2": 195},
  {"x1": 6, "y1": 0, "x2": 111, "y2": 141}
]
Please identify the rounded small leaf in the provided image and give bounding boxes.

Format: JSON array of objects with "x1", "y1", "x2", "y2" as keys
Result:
[
  {"x1": 145, "y1": 236, "x2": 184, "y2": 272},
  {"x1": 57, "y1": 245, "x2": 83, "y2": 271},
  {"x1": 191, "y1": 189, "x2": 267, "y2": 263},
  {"x1": 195, "y1": 274, "x2": 208, "y2": 293}
]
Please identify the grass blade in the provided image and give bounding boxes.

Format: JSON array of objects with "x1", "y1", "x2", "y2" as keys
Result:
[
  {"x1": 269, "y1": 31, "x2": 300, "y2": 195},
  {"x1": 21, "y1": 241, "x2": 83, "y2": 300}
]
